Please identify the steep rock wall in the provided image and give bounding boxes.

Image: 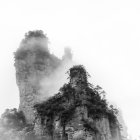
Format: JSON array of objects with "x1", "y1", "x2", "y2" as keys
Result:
[
  {"x1": 14, "y1": 31, "x2": 61, "y2": 123},
  {"x1": 34, "y1": 106, "x2": 120, "y2": 140},
  {"x1": 14, "y1": 31, "x2": 123, "y2": 140}
]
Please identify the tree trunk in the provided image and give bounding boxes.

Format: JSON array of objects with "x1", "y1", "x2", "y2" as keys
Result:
[{"x1": 62, "y1": 125, "x2": 68, "y2": 140}]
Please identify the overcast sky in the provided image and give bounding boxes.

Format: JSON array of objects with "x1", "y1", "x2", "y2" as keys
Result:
[{"x1": 0, "y1": 0, "x2": 140, "y2": 139}]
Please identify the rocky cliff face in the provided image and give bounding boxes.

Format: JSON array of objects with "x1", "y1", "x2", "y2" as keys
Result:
[
  {"x1": 14, "y1": 30, "x2": 62, "y2": 123},
  {"x1": 0, "y1": 30, "x2": 125, "y2": 140},
  {"x1": 34, "y1": 65, "x2": 122, "y2": 140},
  {"x1": 13, "y1": 30, "x2": 122, "y2": 140}
]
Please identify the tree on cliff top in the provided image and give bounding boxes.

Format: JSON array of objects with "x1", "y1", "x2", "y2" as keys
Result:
[
  {"x1": 24, "y1": 30, "x2": 47, "y2": 39},
  {"x1": 0, "y1": 108, "x2": 26, "y2": 130},
  {"x1": 34, "y1": 65, "x2": 119, "y2": 138},
  {"x1": 0, "y1": 65, "x2": 119, "y2": 140}
]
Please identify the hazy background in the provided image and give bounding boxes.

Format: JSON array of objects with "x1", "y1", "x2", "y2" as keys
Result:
[{"x1": 0, "y1": 0, "x2": 140, "y2": 139}]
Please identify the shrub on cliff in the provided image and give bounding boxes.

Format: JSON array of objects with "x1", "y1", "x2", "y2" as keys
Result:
[
  {"x1": 34, "y1": 65, "x2": 119, "y2": 138},
  {"x1": 0, "y1": 108, "x2": 26, "y2": 130}
]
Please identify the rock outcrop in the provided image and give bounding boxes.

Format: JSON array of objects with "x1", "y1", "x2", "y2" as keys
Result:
[
  {"x1": 14, "y1": 30, "x2": 61, "y2": 123},
  {"x1": 13, "y1": 30, "x2": 123, "y2": 140},
  {"x1": 34, "y1": 65, "x2": 122, "y2": 140}
]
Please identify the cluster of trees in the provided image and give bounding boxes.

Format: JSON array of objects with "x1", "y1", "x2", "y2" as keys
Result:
[
  {"x1": 0, "y1": 108, "x2": 26, "y2": 130},
  {"x1": 0, "y1": 108, "x2": 37, "y2": 140},
  {"x1": 34, "y1": 65, "x2": 119, "y2": 139},
  {"x1": 24, "y1": 30, "x2": 47, "y2": 39},
  {"x1": 0, "y1": 65, "x2": 120, "y2": 140}
]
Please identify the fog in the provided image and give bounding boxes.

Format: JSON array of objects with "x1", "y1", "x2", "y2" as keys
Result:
[{"x1": 0, "y1": 0, "x2": 140, "y2": 139}]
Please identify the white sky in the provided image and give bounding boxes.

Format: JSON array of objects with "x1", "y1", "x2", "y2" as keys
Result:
[{"x1": 0, "y1": 0, "x2": 140, "y2": 139}]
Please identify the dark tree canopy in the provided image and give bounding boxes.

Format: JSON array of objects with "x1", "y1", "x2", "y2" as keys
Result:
[
  {"x1": 0, "y1": 108, "x2": 26, "y2": 130},
  {"x1": 0, "y1": 65, "x2": 120, "y2": 140},
  {"x1": 34, "y1": 65, "x2": 119, "y2": 137},
  {"x1": 24, "y1": 30, "x2": 47, "y2": 39}
]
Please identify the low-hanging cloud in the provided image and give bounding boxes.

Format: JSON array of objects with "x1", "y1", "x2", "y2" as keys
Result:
[
  {"x1": 14, "y1": 30, "x2": 74, "y2": 102},
  {"x1": 0, "y1": 31, "x2": 75, "y2": 140}
]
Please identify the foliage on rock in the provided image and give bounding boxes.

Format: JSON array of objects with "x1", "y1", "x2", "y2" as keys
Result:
[
  {"x1": 0, "y1": 108, "x2": 26, "y2": 130},
  {"x1": 34, "y1": 65, "x2": 119, "y2": 138},
  {"x1": 0, "y1": 108, "x2": 38, "y2": 140},
  {"x1": 0, "y1": 65, "x2": 119, "y2": 140}
]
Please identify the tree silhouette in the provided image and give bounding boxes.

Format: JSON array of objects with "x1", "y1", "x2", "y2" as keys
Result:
[{"x1": 34, "y1": 65, "x2": 119, "y2": 139}]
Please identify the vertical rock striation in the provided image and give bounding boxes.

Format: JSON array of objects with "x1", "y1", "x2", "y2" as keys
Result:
[
  {"x1": 34, "y1": 65, "x2": 122, "y2": 140},
  {"x1": 14, "y1": 30, "x2": 123, "y2": 140},
  {"x1": 14, "y1": 30, "x2": 61, "y2": 123}
]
